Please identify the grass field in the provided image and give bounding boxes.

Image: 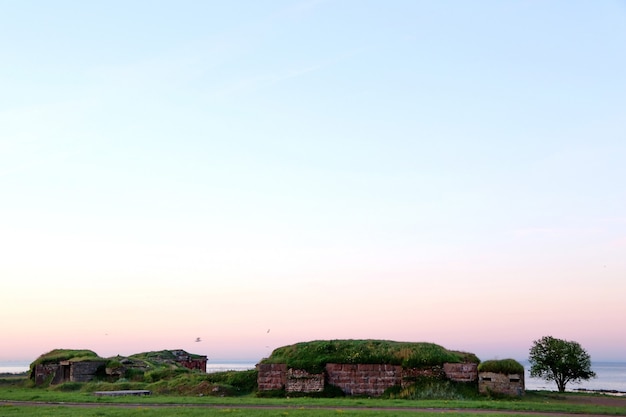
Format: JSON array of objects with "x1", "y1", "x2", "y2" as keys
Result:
[
  {"x1": 2, "y1": 370, "x2": 626, "y2": 417},
  {"x1": 0, "y1": 405, "x2": 554, "y2": 417},
  {"x1": 2, "y1": 388, "x2": 626, "y2": 417}
]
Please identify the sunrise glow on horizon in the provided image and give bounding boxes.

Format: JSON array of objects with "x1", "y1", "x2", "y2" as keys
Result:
[{"x1": 1, "y1": 1, "x2": 625, "y2": 365}]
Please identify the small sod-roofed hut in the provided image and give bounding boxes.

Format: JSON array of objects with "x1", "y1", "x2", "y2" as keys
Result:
[
  {"x1": 30, "y1": 348, "x2": 208, "y2": 386},
  {"x1": 30, "y1": 349, "x2": 106, "y2": 386},
  {"x1": 478, "y1": 359, "x2": 525, "y2": 396}
]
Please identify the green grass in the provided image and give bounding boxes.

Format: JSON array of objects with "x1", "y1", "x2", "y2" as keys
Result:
[
  {"x1": 2, "y1": 369, "x2": 259, "y2": 398},
  {"x1": 0, "y1": 405, "x2": 569, "y2": 417},
  {"x1": 260, "y1": 340, "x2": 479, "y2": 373},
  {"x1": 384, "y1": 377, "x2": 479, "y2": 400},
  {"x1": 1, "y1": 382, "x2": 625, "y2": 416},
  {"x1": 477, "y1": 359, "x2": 524, "y2": 375},
  {"x1": 0, "y1": 396, "x2": 625, "y2": 417},
  {"x1": 4, "y1": 364, "x2": 626, "y2": 417},
  {"x1": 30, "y1": 349, "x2": 102, "y2": 368}
]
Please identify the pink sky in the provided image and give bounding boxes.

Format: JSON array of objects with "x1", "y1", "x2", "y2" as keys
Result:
[{"x1": 3, "y1": 238, "x2": 624, "y2": 363}]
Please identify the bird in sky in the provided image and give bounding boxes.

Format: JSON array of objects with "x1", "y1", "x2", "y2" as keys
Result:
[{"x1": 195, "y1": 337, "x2": 202, "y2": 342}]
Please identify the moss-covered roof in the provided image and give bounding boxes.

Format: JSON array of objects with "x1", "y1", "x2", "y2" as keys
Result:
[
  {"x1": 30, "y1": 349, "x2": 205, "y2": 373},
  {"x1": 477, "y1": 359, "x2": 524, "y2": 374},
  {"x1": 261, "y1": 339, "x2": 479, "y2": 373},
  {"x1": 31, "y1": 349, "x2": 102, "y2": 366}
]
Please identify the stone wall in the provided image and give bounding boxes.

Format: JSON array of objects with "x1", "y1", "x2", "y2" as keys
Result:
[
  {"x1": 33, "y1": 364, "x2": 63, "y2": 385},
  {"x1": 443, "y1": 363, "x2": 478, "y2": 382},
  {"x1": 177, "y1": 357, "x2": 207, "y2": 371},
  {"x1": 478, "y1": 372, "x2": 524, "y2": 396},
  {"x1": 257, "y1": 362, "x2": 480, "y2": 396},
  {"x1": 257, "y1": 363, "x2": 287, "y2": 391},
  {"x1": 171, "y1": 349, "x2": 208, "y2": 372},
  {"x1": 326, "y1": 363, "x2": 402, "y2": 396},
  {"x1": 33, "y1": 360, "x2": 105, "y2": 385},
  {"x1": 67, "y1": 360, "x2": 106, "y2": 383},
  {"x1": 286, "y1": 369, "x2": 324, "y2": 393}
]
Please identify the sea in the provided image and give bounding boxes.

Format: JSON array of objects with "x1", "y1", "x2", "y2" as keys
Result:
[
  {"x1": 3, "y1": 360, "x2": 625, "y2": 393},
  {"x1": 522, "y1": 361, "x2": 626, "y2": 393}
]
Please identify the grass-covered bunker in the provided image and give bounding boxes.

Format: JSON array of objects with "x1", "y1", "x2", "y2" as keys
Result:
[
  {"x1": 258, "y1": 339, "x2": 481, "y2": 396},
  {"x1": 30, "y1": 349, "x2": 106, "y2": 386},
  {"x1": 30, "y1": 349, "x2": 207, "y2": 386},
  {"x1": 477, "y1": 359, "x2": 525, "y2": 396}
]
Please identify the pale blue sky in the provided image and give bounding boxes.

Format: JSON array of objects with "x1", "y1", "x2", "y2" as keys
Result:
[{"x1": 1, "y1": 1, "x2": 625, "y2": 362}]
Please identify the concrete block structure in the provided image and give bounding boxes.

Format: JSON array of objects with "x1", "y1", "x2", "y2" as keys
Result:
[{"x1": 478, "y1": 371, "x2": 525, "y2": 396}]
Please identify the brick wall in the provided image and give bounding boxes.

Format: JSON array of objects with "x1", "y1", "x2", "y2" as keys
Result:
[
  {"x1": 443, "y1": 363, "x2": 478, "y2": 382},
  {"x1": 178, "y1": 358, "x2": 207, "y2": 372},
  {"x1": 257, "y1": 362, "x2": 480, "y2": 396},
  {"x1": 326, "y1": 363, "x2": 402, "y2": 396},
  {"x1": 257, "y1": 363, "x2": 287, "y2": 391}
]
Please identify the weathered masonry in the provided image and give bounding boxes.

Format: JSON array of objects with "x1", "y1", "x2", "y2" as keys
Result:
[
  {"x1": 170, "y1": 349, "x2": 207, "y2": 371},
  {"x1": 33, "y1": 360, "x2": 107, "y2": 385},
  {"x1": 32, "y1": 349, "x2": 208, "y2": 386},
  {"x1": 478, "y1": 371, "x2": 525, "y2": 396},
  {"x1": 258, "y1": 362, "x2": 479, "y2": 396}
]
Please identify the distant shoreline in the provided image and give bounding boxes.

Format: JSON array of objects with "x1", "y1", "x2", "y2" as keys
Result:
[{"x1": 574, "y1": 388, "x2": 626, "y2": 396}]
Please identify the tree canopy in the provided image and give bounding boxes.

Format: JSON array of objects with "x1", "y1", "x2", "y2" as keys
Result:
[{"x1": 528, "y1": 336, "x2": 595, "y2": 392}]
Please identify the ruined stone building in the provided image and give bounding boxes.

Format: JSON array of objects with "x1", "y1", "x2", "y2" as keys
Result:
[{"x1": 257, "y1": 362, "x2": 483, "y2": 397}]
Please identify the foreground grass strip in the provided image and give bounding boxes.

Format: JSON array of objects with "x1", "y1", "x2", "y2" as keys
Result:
[
  {"x1": 1, "y1": 396, "x2": 623, "y2": 415},
  {"x1": 1, "y1": 387, "x2": 625, "y2": 416},
  {"x1": 0, "y1": 405, "x2": 594, "y2": 417}
]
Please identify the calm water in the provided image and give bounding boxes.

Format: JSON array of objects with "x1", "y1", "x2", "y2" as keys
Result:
[
  {"x1": 0, "y1": 361, "x2": 30, "y2": 374},
  {"x1": 3, "y1": 361, "x2": 624, "y2": 393},
  {"x1": 206, "y1": 362, "x2": 257, "y2": 373},
  {"x1": 524, "y1": 361, "x2": 626, "y2": 393}
]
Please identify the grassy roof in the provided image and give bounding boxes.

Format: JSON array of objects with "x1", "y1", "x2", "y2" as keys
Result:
[
  {"x1": 261, "y1": 339, "x2": 479, "y2": 373},
  {"x1": 477, "y1": 359, "x2": 524, "y2": 375},
  {"x1": 30, "y1": 349, "x2": 102, "y2": 373},
  {"x1": 130, "y1": 350, "x2": 180, "y2": 362},
  {"x1": 31, "y1": 349, "x2": 205, "y2": 372},
  {"x1": 128, "y1": 350, "x2": 205, "y2": 366},
  {"x1": 31, "y1": 349, "x2": 101, "y2": 365}
]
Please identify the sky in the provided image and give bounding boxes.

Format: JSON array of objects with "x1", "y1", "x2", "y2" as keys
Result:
[{"x1": 1, "y1": 0, "x2": 625, "y2": 364}]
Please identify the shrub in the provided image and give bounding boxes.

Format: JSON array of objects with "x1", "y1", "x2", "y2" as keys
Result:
[
  {"x1": 385, "y1": 376, "x2": 479, "y2": 400},
  {"x1": 256, "y1": 388, "x2": 286, "y2": 398},
  {"x1": 51, "y1": 382, "x2": 82, "y2": 392},
  {"x1": 144, "y1": 367, "x2": 189, "y2": 383},
  {"x1": 205, "y1": 369, "x2": 258, "y2": 393},
  {"x1": 124, "y1": 368, "x2": 145, "y2": 381},
  {"x1": 82, "y1": 380, "x2": 148, "y2": 392}
]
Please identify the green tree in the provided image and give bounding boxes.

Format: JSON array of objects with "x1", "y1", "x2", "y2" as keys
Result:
[{"x1": 528, "y1": 336, "x2": 596, "y2": 392}]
